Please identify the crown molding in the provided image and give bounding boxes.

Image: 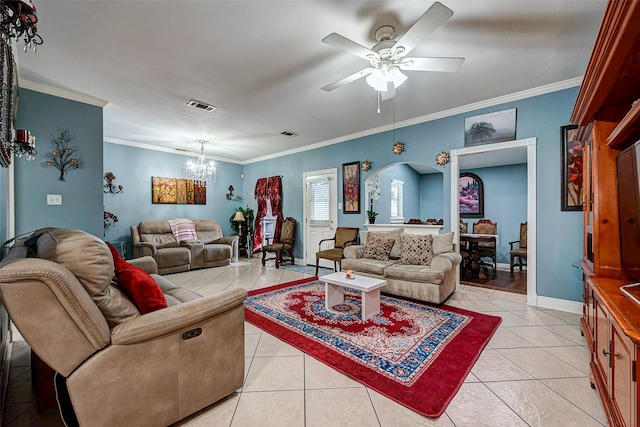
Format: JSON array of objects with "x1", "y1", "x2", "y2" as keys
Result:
[
  {"x1": 19, "y1": 80, "x2": 109, "y2": 107},
  {"x1": 244, "y1": 77, "x2": 583, "y2": 164},
  {"x1": 104, "y1": 138, "x2": 243, "y2": 165}
]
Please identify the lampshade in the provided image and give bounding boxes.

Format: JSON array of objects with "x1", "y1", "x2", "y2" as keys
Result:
[
  {"x1": 388, "y1": 67, "x2": 407, "y2": 88},
  {"x1": 365, "y1": 69, "x2": 388, "y2": 92},
  {"x1": 233, "y1": 211, "x2": 245, "y2": 222}
]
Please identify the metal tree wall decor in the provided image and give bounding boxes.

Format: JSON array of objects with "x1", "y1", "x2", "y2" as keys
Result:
[{"x1": 44, "y1": 128, "x2": 81, "y2": 181}]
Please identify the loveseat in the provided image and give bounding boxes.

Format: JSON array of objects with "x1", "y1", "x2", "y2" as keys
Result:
[
  {"x1": 341, "y1": 229, "x2": 462, "y2": 304},
  {"x1": 131, "y1": 219, "x2": 239, "y2": 274},
  {"x1": 0, "y1": 228, "x2": 247, "y2": 427}
]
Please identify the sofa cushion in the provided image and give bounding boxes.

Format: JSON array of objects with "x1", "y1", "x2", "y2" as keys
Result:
[
  {"x1": 341, "y1": 258, "x2": 399, "y2": 276},
  {"x1": 156, "y1": 247, "x2": 191, "y2": 267},
  {"x1": 193, "y1": 220, "x2": 224, "y2": 244},
  {"x1": 141, "y1": 233, "x2": 178, "y2": 249},
  {"x1": 363, "y1": 233, "x2": 395, "y2": 261},
  {"x1": 203, "y1": 244, "x2": 232, "y2": 261},
  {"x1": 433, "y1": 232, "x2": 454, "y2": 255},
  {"x1": 364, "y1": 228, "x2": 403, "y2": 259},
  {"x1": 400, "y1": 233, "x2": 434, "y2": 266},
  {"x1": 384, "y1": 264, "x2": 445, "y2": 284},
  {"x1": 36, "y1": 228, "x2": 139, "y2": 327},
  {"x1": 169, "y1": 218, "x2": 198, "y2": 243}
]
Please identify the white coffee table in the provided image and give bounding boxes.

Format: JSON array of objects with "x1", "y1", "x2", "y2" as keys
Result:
[{"x1": 321, "y1": 272, "x2": 387, "y2": 320}]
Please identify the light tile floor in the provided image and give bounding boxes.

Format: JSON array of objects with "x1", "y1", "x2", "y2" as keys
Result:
[{"x1": 4, "y1": 257, "x2": 607, "y2": 427}]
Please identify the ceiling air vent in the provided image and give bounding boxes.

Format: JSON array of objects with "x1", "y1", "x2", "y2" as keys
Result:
[
  {"x1": 281, "y1": 131, "x2": 298, "y2": 137},
  {"x1": 186, "y1": 99, "x2": 217, "y2": 112}
]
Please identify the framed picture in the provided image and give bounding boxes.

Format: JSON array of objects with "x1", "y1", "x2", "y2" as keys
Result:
[
  {"x1": 464, "y1": 108, "x2": 517, "y2": 146},
  {"x1": 459, "y1": 172, "x2": 484, "y2": 218},
  {"x1": 342, "y1": 161, "x2": 360, "y2": 214},
  {"x1": 561, "y1": 124, "x2": 582, "y2": 211},
  {"x1": 152, "y1": 176, "x2": 205, "y2": 205}
]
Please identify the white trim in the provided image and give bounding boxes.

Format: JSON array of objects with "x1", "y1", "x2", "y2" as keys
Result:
[
  {"x1": 450, "y1": 138, "x2": 537, "y2": 306},
  {"x1": 20, "y1": 80, "x2": 108, "y2": 107},
  {"x1": 535, "y1": 296, "x2": 582, "y2": 315},
  {"x1": 104, "y1": 138, "x2": 243, "y2": 164},
  {"x1": 243, "y1": 78, "x2": 581, "y2": 165}
]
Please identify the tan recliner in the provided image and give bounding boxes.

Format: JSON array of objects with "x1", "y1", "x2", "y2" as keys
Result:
[{"x1": 0, "y1": 228, "x2": 247, "y2": 427}]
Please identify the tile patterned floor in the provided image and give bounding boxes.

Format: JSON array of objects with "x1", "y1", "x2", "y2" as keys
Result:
[{"x1": 3, "y1": 257, "x2": 607, "y2": 427}]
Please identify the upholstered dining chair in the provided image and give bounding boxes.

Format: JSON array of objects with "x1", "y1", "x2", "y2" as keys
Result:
[
  {"x1": 473, "y1": 219, "x2": 498, "y2": 276},
  {"x1": 315, "y1": 227, "x2": 359, "y2": 276},
  {"x1": 509, "y1": 222, "x2": 528, "y2": 273},
  {"x1": 262, "y1": 217, "x2": 297, "y2": 268}
]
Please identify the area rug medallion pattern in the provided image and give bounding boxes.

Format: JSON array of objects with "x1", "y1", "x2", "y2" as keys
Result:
[{"x1": 245, "y1": 278, "x2": 501, "y2": 417}]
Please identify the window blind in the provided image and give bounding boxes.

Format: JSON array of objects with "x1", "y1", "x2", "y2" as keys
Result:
[
  {"x1": 390, "y1": 179, "x2": 404, "y2": 220},
  {"x1": 307, "y1": 177, "x2": 331, "y2": 226}
]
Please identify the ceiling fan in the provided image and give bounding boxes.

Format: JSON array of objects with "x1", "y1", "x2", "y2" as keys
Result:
[{"x1": 321, "y1": 1, "x2": 464, "y2": 101}]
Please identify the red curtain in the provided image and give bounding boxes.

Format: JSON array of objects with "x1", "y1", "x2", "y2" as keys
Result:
[
  {"x1": 267, "y1": 176, "x2": 283, "y2": 243},
  {"x1": 253, "y1": 178, "x2": 269, "y2": 251}
]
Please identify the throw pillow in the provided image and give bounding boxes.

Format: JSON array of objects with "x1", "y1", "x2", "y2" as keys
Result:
[
  {"x1": 432, "y1": 232, "x2": 454, "y2": 255},
  {"x1": 106, "y1": 242, "x2": 168, "y2": 314},
  {"x1": 363, "y1": 233, "x2": 396, "y2": 261},
  {"x1": 366, "y1": 228, "x2": 403, "y2": 259},
  {"x1": 400, "y1": 233, "x2": 434, "y2": 266},
  {"x1": 115, "y1": 268, "x2": 168, "y2": 314},
  {"x1": 168, "y1": 218, "x2": 198, "y2": 243}
]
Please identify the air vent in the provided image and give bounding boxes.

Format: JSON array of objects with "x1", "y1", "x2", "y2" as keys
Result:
[
  {"x1": 281, "y1": 131, "x2": 298, "y2": 137},
  {"x1": 186, "y1": 99, "x2": 217, "y2": 112}
]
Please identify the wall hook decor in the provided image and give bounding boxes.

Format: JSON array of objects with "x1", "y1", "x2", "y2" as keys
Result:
[
  {"x1": 436, "y1": 151, "x2": 450, "y2": 166},
  {"x1": 361, "y1": 160, "x2": 373, "y2": 171},
  {"x1": 44, "y1": 128, "x2": 81, "y2": 181},
  {"x1": 103, "y1": 171, "x2": 124, "y2": 194},
  {"x1": 392, "y1": 141, "x2": 405, "y2": 155},
  {"x1": 226, "y1": 185, "x2": 241, "y2": 201}
]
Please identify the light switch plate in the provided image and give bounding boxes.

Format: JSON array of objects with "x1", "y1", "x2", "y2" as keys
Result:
[{"x1": 47, "y1": 194, "x2": 62, "y2": 205}]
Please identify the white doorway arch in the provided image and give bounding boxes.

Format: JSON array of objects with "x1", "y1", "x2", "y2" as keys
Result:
[{"x1": 449, "y1": 138, "x2": 537, "y2": 305}]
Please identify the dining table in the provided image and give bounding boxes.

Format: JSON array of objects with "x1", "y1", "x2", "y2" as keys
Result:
[{"x1": 459, "y1": 233, "x2": 499, "y2": 279}]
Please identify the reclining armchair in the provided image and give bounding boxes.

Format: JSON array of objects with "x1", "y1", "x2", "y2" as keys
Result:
[{"x1": 0, "y1": 228, "x2": 247, "y2": 427}]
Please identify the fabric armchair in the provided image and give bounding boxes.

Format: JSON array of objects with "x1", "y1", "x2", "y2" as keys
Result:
[
  {"x1": 262, "y1": 217, "x2": 297, "y2": 268},
  {"x1": 509, "y1": 222, "x2": 528, "y2": 273},
  {"x1": 315, "y1": 227, "x2": 359, "y2": 276}
]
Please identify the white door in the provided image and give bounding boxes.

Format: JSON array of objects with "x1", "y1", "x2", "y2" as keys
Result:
[{"x1": 304, "y1": 169, "x2": 338, "y2": 267}]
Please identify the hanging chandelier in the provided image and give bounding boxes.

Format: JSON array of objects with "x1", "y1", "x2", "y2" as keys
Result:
[
  {"x1": 186, "y1": 140, "x2": 216, "y2": 185},
  {"x1": 1, "y1": 0, "x2": 43, "y2": 52}
]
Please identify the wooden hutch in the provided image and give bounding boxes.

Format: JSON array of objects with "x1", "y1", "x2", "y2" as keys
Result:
[{"x1": 571, "y1": 1, "x2": 640, "y2": 426}]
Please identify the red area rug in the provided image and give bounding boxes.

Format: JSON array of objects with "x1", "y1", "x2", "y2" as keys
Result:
[{"x1": 245, "y1": 277, "x2": 501, "y2": 418}]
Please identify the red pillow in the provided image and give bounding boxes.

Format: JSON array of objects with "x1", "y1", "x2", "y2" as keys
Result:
[
  {"x1": 115, "y1": 268, "x2": 168, "y2": 314},
  {"x1": 106, "y1": 242, "x2": 168, "y2": 314}
]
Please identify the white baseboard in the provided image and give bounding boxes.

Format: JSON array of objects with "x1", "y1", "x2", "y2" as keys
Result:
[{"x1": 532, "y1": 295, "x2": 582, "y2": 315}]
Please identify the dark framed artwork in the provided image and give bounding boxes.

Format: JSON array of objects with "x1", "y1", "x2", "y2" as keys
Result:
[
  {"x1": 459, "y1": 172, "x2": 484, "y2": 218},
  {"x1": 561, "y1": 124, "x2": 582, "y2": 211},
  {"x1": 342, "y1": 161, "x2": 360, "y2": 214}
]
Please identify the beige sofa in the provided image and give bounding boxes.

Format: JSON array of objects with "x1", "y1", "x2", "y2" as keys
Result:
[
  {"x1": 131, "y1": 219, "x2": 238, "y2": 274},
  {"x1": 0, "y1": 227, "x2": 247, "y2": 427},
  {"x1": 341, "y1": 230, "x2": 461, "y2": 304}
]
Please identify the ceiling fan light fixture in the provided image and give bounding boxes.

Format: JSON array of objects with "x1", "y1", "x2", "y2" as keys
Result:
[
  {"x1": 388, "y1": 67, "x2": 407, "y2": 88},
  {"x1": 366, "y1": 69, "x2": 388, "y2": 91}
]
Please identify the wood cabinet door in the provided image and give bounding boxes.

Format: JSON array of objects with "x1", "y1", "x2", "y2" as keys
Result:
[
  {"x1": 594, "y1": 296, "x2": 610, "y2": 385},
  {"x1": 611, "y1": 322, "x2": 634, "y2": 427}
]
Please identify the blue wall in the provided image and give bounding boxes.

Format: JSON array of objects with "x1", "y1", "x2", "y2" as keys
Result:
[
  {"x1": 14, "y1": 89, "x2": 104, "y2": 237},
  {"x1": 462, "y1": 164, "x2": 528, "y2": 264},
  {"x1": 242, "y1": 87, "x2": 584, "y2": 302},
  {"x1": 103, "y1": 143, "x2": 244, "y2": 257},
  {"x1": 6, "y1": 85, "x2": 583, "y2": 303}
]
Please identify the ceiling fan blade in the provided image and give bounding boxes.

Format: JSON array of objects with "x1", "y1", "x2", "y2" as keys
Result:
[
  {"x1": 394, "y1": 2, "x2": 454, "y2": 57},
  {"x1": 381, "y1": 83, "x2": 396, "y2": 101},
  {"x1": 322, "y1": 33, "x2": 379, "y2": 61},
  {"x1": 321, "y1": 68, "x2": 374, "y2": 91},
  {"x1": 400, "y1": 57, "x2": 464, "y2": 72}
]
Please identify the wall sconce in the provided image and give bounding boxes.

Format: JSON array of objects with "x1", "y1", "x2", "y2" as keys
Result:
[
  {"x1": 44, "y1": 128, "x2": 81, "y2": 182},
  {"x1": 103, "y1": 171, "x2": 123, "y2": 194},
  {"x1": 12, "y1": 129, "x2": 37, "y2": 161},
  {"x1": 226, "y1": 185, "x2": 241, "y2": 201}
]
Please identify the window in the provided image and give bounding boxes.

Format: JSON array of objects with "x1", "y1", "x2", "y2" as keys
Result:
[
  {"x1": 390, "y1": 179, "x2": 404, "y2": 223},
  {"x1": 307, "y1": 177, "x2": 331, "y2": 226}
]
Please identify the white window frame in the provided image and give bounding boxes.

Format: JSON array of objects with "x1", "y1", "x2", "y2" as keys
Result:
[
  {"x1": 390, "y1": 179, "x2": 404, "y2": 224},
  {"x1": 307, "y1": 176, "x2": 331, "y2": 227}
]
